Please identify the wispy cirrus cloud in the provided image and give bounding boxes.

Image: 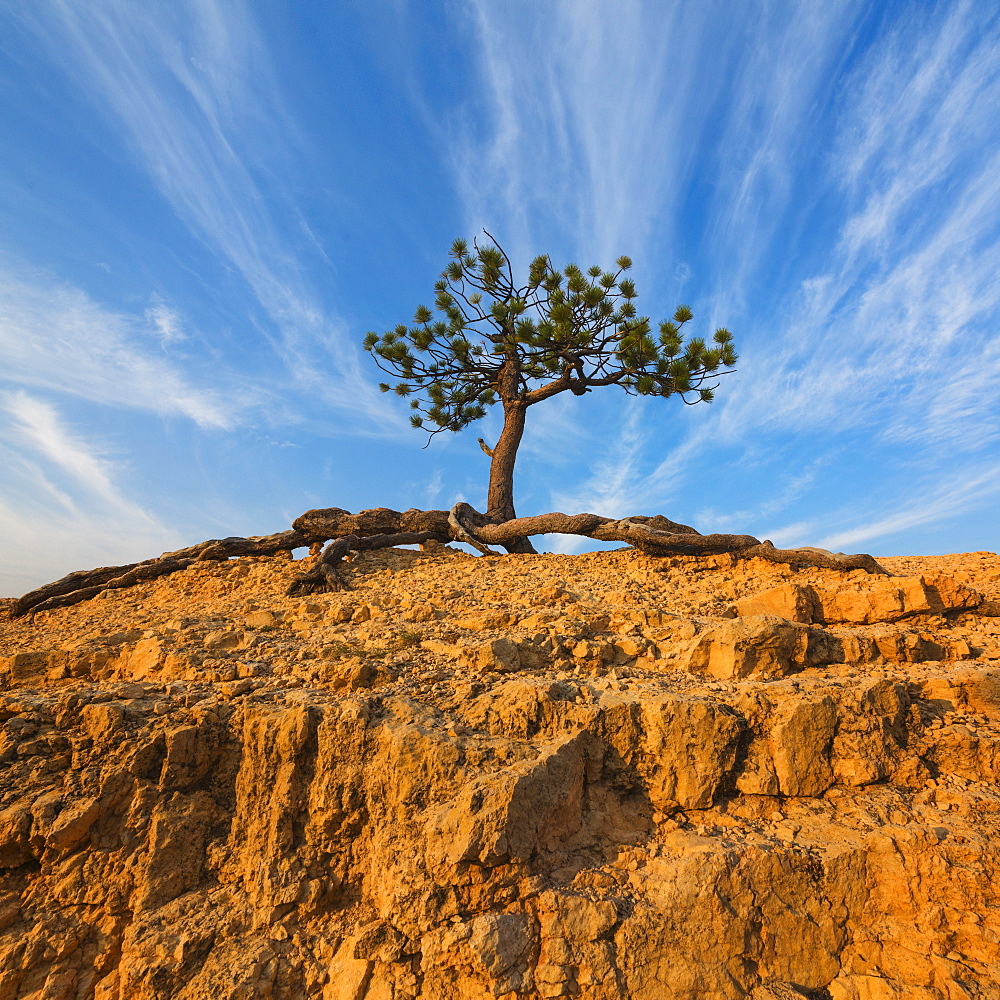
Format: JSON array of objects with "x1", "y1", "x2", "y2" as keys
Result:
[
  {"x1": 145, "y1": 298, "x2": 186, "y2": 345},
  {"x1": 701, "y1": 1, "x2": 1000, "y2": 449},
  {"x1": 1, "y1": 390, "x2": 152, "y2": 517},
  {"x1": 455, "y1": 1, "x2": 858, "y2": 279},
  {"x1": 586, "y1": 8, "x2": 999, "y2": 540},
  {"x1": 816, "y1": 463, "x2": 1000, "y2": 553},
  {"x1": 451, "y1": 1, "x2": 1000, "y2": 552},
  {"x1": 16, "y1": 0, "x2": 399, "y2": 432},
  {"x1": 0, "y1": 264, "x2": 236, "y2": 428},
  {"x1": 0, "y1": 390, "x2": 179, "y2": 594},
  {"x1": 453, "y1": 0, "x2": 711, "y2": 265},
  {"x1": 550, "y1": 403, "x2": 649, "y2": 517}
]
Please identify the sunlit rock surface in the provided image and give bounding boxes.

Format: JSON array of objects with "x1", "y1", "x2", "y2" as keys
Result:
[{"x1": 1, "y1": 545, "x2": 999, "y2": 999}]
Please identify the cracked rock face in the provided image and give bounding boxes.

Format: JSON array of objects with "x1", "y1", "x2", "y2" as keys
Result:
[{"x1": 1, "y1": 547, "x2": 1000, "y2": 999}]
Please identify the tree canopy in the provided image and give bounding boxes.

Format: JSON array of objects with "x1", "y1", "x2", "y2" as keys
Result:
[
  {"x1": 364, "y1": 234, "x2": 737, "y2": 440},
  {"x1": 365, "y1": 233, "x2": 737, "y2": 552}
]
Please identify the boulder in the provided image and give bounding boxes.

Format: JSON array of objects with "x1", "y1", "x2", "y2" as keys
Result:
[
  {"x1": 734, "y1": 584, "x2": 820, "y2": 623},
  {"x1": 680, "y1": 615, "x2": 812, "y2": 679},
  {"x1": 736, "y1": 575, "x2": 983, "y2": 626}
]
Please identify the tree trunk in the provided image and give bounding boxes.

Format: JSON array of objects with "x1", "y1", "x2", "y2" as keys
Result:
[{"x1": 486, "y1": 399, "x2": 537, "y2": 553}]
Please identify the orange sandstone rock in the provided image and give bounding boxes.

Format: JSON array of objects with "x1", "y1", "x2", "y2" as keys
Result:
[
  {"x1": 735, "y1": 575, "x2": 983, "y2": 626},
  {"x1": 0, "y1": 547, "x2": 999, "y2": 998}
]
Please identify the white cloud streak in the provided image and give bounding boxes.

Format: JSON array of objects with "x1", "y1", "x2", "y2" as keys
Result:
[
  {"x1": 702, "y1": 2, "x2": 1000, "y2": 452},
  {"x1": 3, "y1": 390, "x2": 147, "y2": 514},
  {"x1": 146, "y1": 299, "x2": 186, "y2": 344},
  {"x1": 19, "y1": 0, "x2": 400, "y2": 432},
  {"x1": 0, "y1": 265, "x2": 235, "y2": 428},
  {"x1": 551, "y1": 403, "x2": 649, "y2": 517},
  {"x1": 0, "y1": 391, "x2": 179, "y2": 594},
  {"x1": 456, "y1": 0, "x2": 726, "y2": 267},
  {"x1": 818, "y1": 465, "x2": 1000, "y2": 552}
]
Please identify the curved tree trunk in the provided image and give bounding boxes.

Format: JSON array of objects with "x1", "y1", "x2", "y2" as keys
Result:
[{"x1": 486, "y1": 399, "x2": 537, "y2": 553}]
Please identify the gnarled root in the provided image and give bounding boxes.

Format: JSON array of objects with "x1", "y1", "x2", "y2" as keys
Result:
[
  {"x1": 10, "y1": 503, "x2": 887, "y2": 616},
  {"x1": 285, "y1": 502, "x2": 887, "y2": 596},
  {"x1": 11, "y1": 529, "x2": 314, "y2": 618},
  {"x1": 287, "y1": 530, "x2": 449, "y2": 596},
  {"x1": 446, "y1": 504, "x2": 885, "y2": 572}
]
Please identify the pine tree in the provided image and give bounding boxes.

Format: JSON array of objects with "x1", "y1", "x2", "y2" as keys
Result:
[{"x1": 365, "y1": 234, "x2": 737, "y2": 552}]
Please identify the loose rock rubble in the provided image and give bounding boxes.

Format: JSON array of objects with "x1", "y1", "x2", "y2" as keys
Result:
[{"x1": 1, "y1": 544, "x2": 999, "y2": 999}]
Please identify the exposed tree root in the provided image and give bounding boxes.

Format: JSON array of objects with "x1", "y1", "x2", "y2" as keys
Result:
[
  {"x1": 286, "y1": 503, "x2": 886, "y2": 597},
  {"x1": 287, "y1": 531, "x2": 450, "y2": 596},
  {"x1": 10, "y1": 529, "x2": 315, "y2": 619},
  {"x1": 10, "y1": 504, "x2": 887, "y2": 617}
]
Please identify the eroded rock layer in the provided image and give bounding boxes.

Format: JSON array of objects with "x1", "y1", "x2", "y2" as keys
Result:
[{"x1": 2, "y1": 546, "x2": 1000, "y2": 999}]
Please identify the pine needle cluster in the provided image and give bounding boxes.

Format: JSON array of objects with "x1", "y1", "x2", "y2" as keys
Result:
[{"x1": 364, "y1": 234, "x2": 737, "y2": 437}]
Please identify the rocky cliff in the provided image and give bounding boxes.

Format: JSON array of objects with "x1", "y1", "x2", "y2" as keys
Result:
[{"x1": 1, "y1": 544, "x2": 999, "y2": 999}]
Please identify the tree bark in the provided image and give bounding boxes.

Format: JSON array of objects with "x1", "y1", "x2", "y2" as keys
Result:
[
  {"x1": 288, "y1": 530, "x2": 449, "y2": 596},
  {"x1": 486, "y1": 399, "x2": 537, "y2": 553},
  {"x1": 10, "y1": 529, "x2": 316, "y2": 618},
  {"x1": 10, "y1": 503, "x2": 889, "y2": 616}
]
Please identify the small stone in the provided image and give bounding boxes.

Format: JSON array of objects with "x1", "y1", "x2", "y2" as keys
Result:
[
  {"x1": 244, "y1": 611, "x2": 277, "y2": 629},
  {"x1": 203, "y1": 629, "x2": 242, "y2": 651}
]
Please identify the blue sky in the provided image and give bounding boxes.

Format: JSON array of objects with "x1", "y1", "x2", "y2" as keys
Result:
[{"x1": 1, "y1": 1, "x2": 998, "y2": 595}]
